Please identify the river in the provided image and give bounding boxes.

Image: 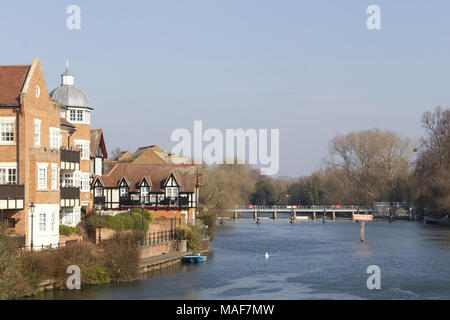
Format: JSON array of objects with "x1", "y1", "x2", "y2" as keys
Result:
[{"x1": 30, "y1": 219, "x2": 450, "y2": 300}]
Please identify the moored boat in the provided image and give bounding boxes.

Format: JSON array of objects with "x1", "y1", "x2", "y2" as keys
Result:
[{"x1": 182, "y1": 255, "x2": 207, "y2": 263}]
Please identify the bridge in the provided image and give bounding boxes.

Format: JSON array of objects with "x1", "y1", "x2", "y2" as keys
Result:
[{"x1": 228, "y1": 205, "x2": 375, "y2": 220}]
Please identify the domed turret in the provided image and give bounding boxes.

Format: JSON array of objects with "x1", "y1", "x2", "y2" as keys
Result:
[{"x1": 50, "y1": 61, "x2": 92, "y2": 109}]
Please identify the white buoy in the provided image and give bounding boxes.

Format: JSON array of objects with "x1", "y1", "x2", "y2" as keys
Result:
[{"x1": 265, "y1": 252, "x2": 269, "y2": 260}]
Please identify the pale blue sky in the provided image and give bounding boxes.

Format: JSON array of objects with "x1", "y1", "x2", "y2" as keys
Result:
[{"x1": 1, "y1": 1, "x2": 450, "y2": 176}]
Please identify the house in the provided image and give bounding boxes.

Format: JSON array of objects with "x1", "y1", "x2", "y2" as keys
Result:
[
  {"x1": 92, "y1": 163, "x2": 199, "y2": 220},
  {"x1": 0, "y1": 58, "x2": 86, "y2": 247}
]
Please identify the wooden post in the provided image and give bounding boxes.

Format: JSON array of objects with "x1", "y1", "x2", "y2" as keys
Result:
[
  {"x1": 360, "y1": 221, "x2": 365, "y2": 242},
  {"x1": 234, "y1": 211, "x2": 238, "y2": 220},
  {"x1": 291, "y1": 209, "x2": 296, "y2": 221},
  {"x1": 273, "y1": 211, "x2": 277, "y2": 219},
  {"x1": 332, "y1": 211, "x2": 336, "y2": 220},
  {"x1": 409, "y1": 207, "x2": 412, "y2": 221},
  {"x1": 313, "y1": 211, "x2": 316, "y2": 220},
  {"x1": 254, "y1": 210, "x2": 258, "y2": 220}
]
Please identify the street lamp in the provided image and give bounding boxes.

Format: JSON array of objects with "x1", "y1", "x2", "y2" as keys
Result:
[{"x1": 29, "y1": 203, "x2": 35, "y2": 250}]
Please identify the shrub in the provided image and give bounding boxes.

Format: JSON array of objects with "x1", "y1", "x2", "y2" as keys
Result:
[
  {"x1": 0, "y1": 226, "x2": 31, "y2": 299},
  {"x1": 59, "y1": 225, "x2": 78, "y2": 236},
  {"x1": 86, "y1": 210, "x2": 154, "y2": 232},
  {"x1": 176, "y1": 225, "x2": 203, "y2": 253},
  {"x1": 101, "y1": 232, "x2": 142, "y2": 282}
]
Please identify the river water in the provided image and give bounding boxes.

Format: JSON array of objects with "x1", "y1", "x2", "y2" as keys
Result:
[{"x1": 31, "y1": 219, "x2": 450, "y2": 300}]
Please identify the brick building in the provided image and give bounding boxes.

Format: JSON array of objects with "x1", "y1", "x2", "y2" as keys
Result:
[{"x1": 0, "y1": 58, "x2": 105, "y2": 248}]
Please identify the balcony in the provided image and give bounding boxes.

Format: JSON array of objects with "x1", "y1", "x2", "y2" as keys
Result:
[
  {"x1": 60, "y1": 187, "x2": 80, "y2": 208},
  {"x1": 60, "y1": 149, "x2": 80, "y2": 171},
  {"x1": 0, "y1": 184, "x2": 24, "y2": 209}
]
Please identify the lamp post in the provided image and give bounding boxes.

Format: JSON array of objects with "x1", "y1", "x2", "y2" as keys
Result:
[{"x1": 29, "y1": 203, "x2": 35, "y2": 250}]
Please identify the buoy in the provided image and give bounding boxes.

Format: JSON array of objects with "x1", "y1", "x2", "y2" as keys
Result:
[{"x1": 265, "y1": 252, "x2": 269, "y2": 259}]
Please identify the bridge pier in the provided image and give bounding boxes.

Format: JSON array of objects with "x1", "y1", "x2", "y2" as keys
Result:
[{"x1": 273, "y1": 211, "x2": 277, "y2": 219}]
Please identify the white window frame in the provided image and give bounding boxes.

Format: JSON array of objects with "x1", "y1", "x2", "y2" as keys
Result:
[
  {"x1": 74, "y1": 139, "x2": 90, "y2": 160},
  {"x1": 34, "y1": 119, "x2": 41, "y2": 146},
  {"x1": 80, "y1": 174, "x2": 90, "y2": 192},
  {"x1": 39, "y1": 213, "x2": 46, "y2": 232},
  {"x1": 95, "y1": 157, "x2": 103, "y2": 176},
  {"x1": 120, "y1": 187, "x2": 128, "y2": 197},
  {"x1": 0, "y1": 117, "x2": 15, "y2": 145},
  {"x1": 141, "y1": 186, "x2": 149, "y2": 203},
  {"x1": 62, "y1": 172, "x2": 73, "y2": 187},
  {"x1": 37, "y1": 163, "x2": 48, "y2": 190},
  {"x1": 0, "y1": 163, "x2": 17, "y2": 185},
  {"x1": 68, "y1": 109, "x2": 90, "y2": 124},
  {"x1": 166, "y1": 187, "x2": 179, "y2": 199},
  {"x1": 49, "y1": 127, "x2": 60, "y2": 149},
  {"x1": 51, "y1": 164, "x2": 58, "y2": 190}
]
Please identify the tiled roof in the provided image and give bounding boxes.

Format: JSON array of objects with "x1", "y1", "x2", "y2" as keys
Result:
[
  {"x1": 125, "y1": 146, "x2": 167, "y2": 164},
  {"x1": 99, "y1": 163, "x2": 198, "y2": 193},
  {"x1": 0, "y1": 65, "x2": 30, "y2": 105}
]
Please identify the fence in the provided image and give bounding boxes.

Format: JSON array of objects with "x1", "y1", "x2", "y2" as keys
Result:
[{"x1": 140, "y1": 229, "x2": 185, "y2": 246}]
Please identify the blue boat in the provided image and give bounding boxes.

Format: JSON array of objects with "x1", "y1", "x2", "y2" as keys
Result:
[{"x1": 182, "y1": 255, "x2": 207, "y2": 263}]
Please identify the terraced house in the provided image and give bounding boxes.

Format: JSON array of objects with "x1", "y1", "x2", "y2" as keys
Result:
[{"x1": 0, "y1": 58, "x2": 106, "y2": 248}]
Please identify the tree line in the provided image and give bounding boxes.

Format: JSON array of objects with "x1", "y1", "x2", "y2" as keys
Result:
[{"x1": 199, "y1": 106, "x2": 450, "y2": 218}]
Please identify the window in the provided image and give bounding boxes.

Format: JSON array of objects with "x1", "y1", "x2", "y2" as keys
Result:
[
  {"x1": 166, "y1": 187, "x2": 179, "y2": 199},
  {"x1": 95, "y1": 157, "x2": 103, "y2": 176},
  {"x1": 69, "y1": 109, "x2": 90, "y2": 124},
  {"x1": 0, "y1": 119, "x2": 14, "y2": 144},
  {"x1": 52, "y1": 212, "x2": 56, "y2": 232},
  {"x1": 49, "y1": 128, "x2": 60, "y2": 149},
  {"x1": 95, "y1": 187, "x2": 103, "y2": 197},
  {"x1": 0, "y1": 167, "x2": 17, "y2": 184},
  {"x1": 37, "y1": 164, "x2": 48, "y2": 190},
  {"x1": 80, "y1": 174, "x2": 90, "y2": 192},
  {"x1": 60, "y1": 110, "x2": 65, "y2": 119},
  {"x1": 35, "y1": 85, "x2": 40, "y2": 98},
  {"x1": 141, "y1": 187, "x2": 149, "y2": 203},
  {"x1": 75, "y1": 140, "x2": 90, "y2": 160},
  {"x1": 74, "y1": 171, "x2": 80, "y2": 188},
  {"x1": 34, "y1": 119, "x2": 41, "y2": 146},
  {"x1": 39, "y1": 213, "x2": 46, "y2": 232},
  {"x1": 51, "y1": 165, "x2": 58, "y2": 190},
  {"x1": 62, "y1": 172, "x2": 73, "y2": 187},
  {"x1": 120, "y1": 187, "x2": 128, "y2": 197},
  {"x1": 69, "y1": 109, "x2": 84, "y2": 122}
]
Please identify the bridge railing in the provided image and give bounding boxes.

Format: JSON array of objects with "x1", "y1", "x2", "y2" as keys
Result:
[{"x1": 232, "y1": 205, "x2": 373, "y2": 211}]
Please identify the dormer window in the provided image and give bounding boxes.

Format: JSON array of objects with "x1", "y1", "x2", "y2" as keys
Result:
[
  {"x1": 140, "y1": 186, "x2": 149, "y2": 204},
  {"x1": 120, "y1": 186, "x2": 128, "y2": 197},
  {"x1": 166, "y1": 187, "x2": 179, "y2": 199}
]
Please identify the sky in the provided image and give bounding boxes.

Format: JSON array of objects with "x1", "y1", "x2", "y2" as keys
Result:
[{"x1": 1, "y1": 1, "x2": 450, "y2": 177}]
